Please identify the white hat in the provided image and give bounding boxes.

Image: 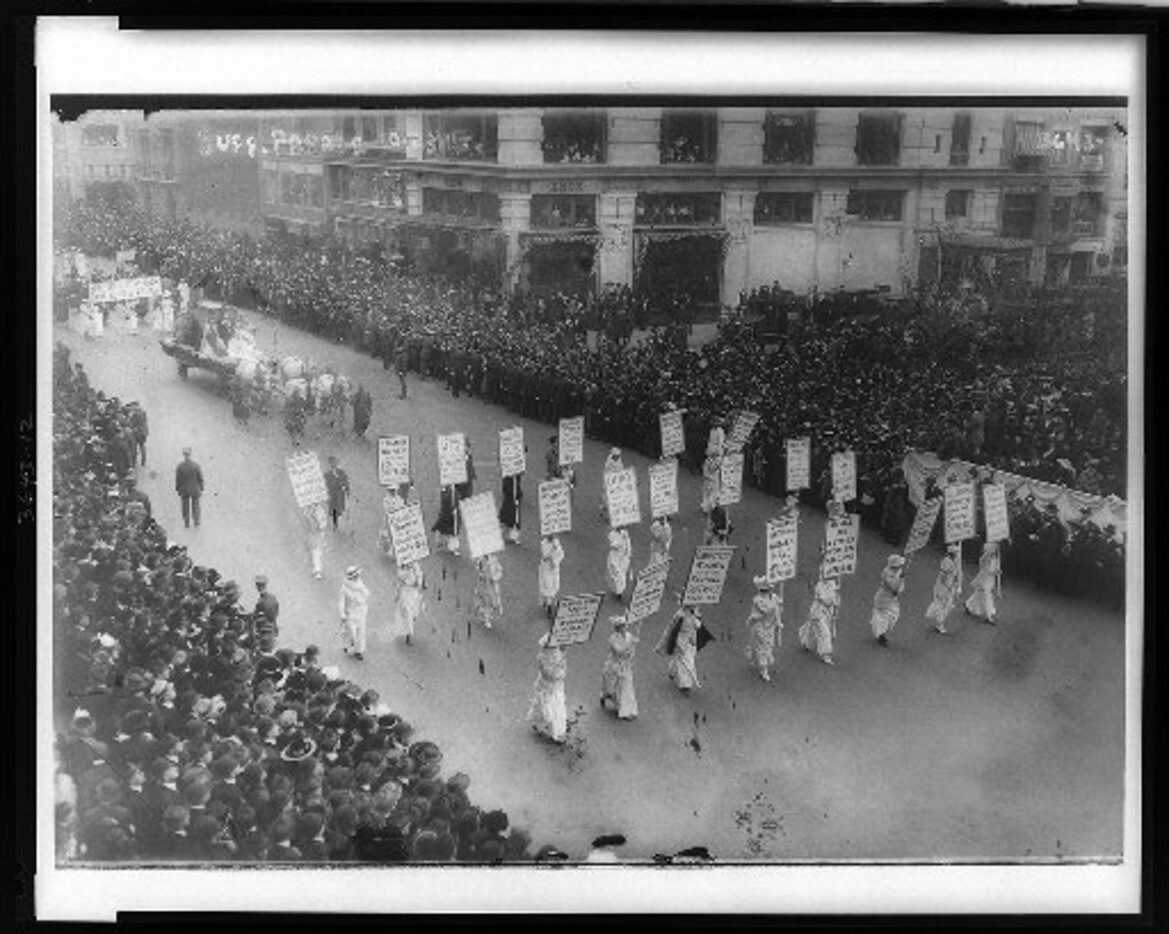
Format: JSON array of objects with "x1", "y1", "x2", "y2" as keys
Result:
[
  {"x1": 946, "y1": 543, "x2": 961, "y2": 555},
  {"x1": 346, "y1": 566, "x2": 361, "y2": 579},
  {"x1": 609, "y1": 447, "x2": 621, "y2": 457},
  {"x1": 887, "y1": 554, "x2": 906, "y2": 568},
  {"x1": 610, "y1": 615, "x2": 628, "y2": 628},
  {"x1": 538, "y1": 633, "x2": 556, "y2": 648},
  {"x1": 752, "y1": 574, "x2": 771, "y2": 589}
]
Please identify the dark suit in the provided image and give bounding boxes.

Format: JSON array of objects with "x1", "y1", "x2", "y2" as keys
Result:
[{"x1": 175, "y1": 458, "x2": 204, "y2": 527}]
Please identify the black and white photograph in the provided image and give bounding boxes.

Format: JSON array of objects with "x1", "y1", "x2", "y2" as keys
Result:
[{"x1": 31, "y1": 19, "x2": 1146, "y2": 920}]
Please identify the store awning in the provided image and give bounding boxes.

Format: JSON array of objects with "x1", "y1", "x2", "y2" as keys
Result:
[{"x1": 939, "y1": 233, "x2": 1034, "y2": 252}]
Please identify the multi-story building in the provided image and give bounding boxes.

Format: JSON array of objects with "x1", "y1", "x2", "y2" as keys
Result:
[
  {"x1": 51, "y1": 109, "x2": 145, "y2": 209},
  {"x1": 61, "y1": 106, "x2": 1127, "y2": 304},
  {"x1": 134, "y1": 112, "x2": 264, "y2": 234}
]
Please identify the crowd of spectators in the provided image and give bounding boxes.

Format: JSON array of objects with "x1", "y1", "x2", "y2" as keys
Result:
[
  {"x1": 52, "y1": 341, "x2": 542, "y2": 863},
  {"x1": 58, "y1": 201, "x2": 1127, "y2": 602}
]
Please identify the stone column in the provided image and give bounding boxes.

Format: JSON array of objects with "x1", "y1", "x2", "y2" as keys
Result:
[
  {"x1": 499, "y1": 191, "x2": 532, "y2": 292},
  {"x1": 404, "y1": 112, "x2": 424, "y2": 162},
  {"x1": 721, "y1": 190, "x2": 755, "y2": 308},
  {"x1": 597, "y1": 190, "x2": 637, "y2": 288}
]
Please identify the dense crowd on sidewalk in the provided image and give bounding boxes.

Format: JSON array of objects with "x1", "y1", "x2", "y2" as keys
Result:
[
  {"x1": 57, "y1": 201, "x2": 1127, "y2": 605},
  {"x1": 52, "y1": 342, "x2": 547, "y2": 863}
]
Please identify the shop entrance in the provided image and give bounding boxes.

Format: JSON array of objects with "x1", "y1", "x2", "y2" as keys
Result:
[
  {"x1": 522, "y1": 240, "x2": 596, "y2": 300},
  {"x1": 635, "y1": 234, "x2": 722, "y2": 323}
]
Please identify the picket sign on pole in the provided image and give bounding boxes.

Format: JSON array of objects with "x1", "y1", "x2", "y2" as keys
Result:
[
  {"x1": 943, "y1": 482, "x2": 977, "y2": 544},
  {"x1": 785, "y1": 437, "x2": 811, "y2": 491},
  {"x1": 538, "y1": 478, "x2": 573, "y2": 536},
  {"x1": 559, "y1": 416, "x2": 584, "y2": 467},
  {"x1": 549, "y1": 593, "x2": 605, "y2": 647},
  {"x1": 659, "y1": 409, "x2": 686, "y2": 459}
]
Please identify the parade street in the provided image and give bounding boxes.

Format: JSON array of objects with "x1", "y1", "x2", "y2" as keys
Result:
[{"x1": 56, "y1": 313, "x2": 1124, "y2": 862}]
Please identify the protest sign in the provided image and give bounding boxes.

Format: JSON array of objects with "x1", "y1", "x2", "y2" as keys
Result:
[
  {"x1": 459, "y1": 491, "x2": 504, "y2": 559},
  {"x1": 377, "y1": 435, "x2": 411, "y2": 487},
  {"x1": 726, "y1": 410, "x2": 761, "y2": 453},
  {"x1": 904, "y1": 497, "x2": 943, "y2": 554},
  {"x1": 604, "y1": 466, "x2": 642, "y2": 528},
  {"x1": 437, "y1": 433, "x2": 468, "y2": 487},
  {"x1": 766, "y1": 514, "x2": 799, "y2": 583},
  {"x1": 821, "y1": 514, "x2": 859, "y2": 577},
  {"x1": 649, "y1": 460, "x2": 679, "y2": 518},
  {"x1": 286, "y1": 451, "x2": 328, "y2": 509},
  {"x1": 627, "y1": 559, "x2": 671, "y2": 623},
  {"x1": 559, "y1": 416, "x2": 584, "y2": 466},
  {"x1": 831, "y1": 451, "x2": 857, "y2": 502},
  {"x1": 944, "y1": 482, "x2": 977, "y2": 544},
  {"x1": 785, "y1": 437, "x2": 811, "y2": 491},
  {"x1": 88, "y1": 276, "x2": 163, "y2": 304},
  {"x1": 499, "y1": 426, "x2": 526, "y2": 478},
  {"x1": 983, "y1": 483, "x2": 1011, "y2": 543},
  {"x1": 388, "y1": 503, "x2": 430, "y2": 568},
  {"x1": 659, "y1": 409, "x2": 685, "y2": 459},
  {"x1": 549, "y1": 593, "x2": 605, "y2": 647},
  {"x1": 719, "y1": 452, "x2": 745, "y2": 506},
  {"x1": 682, "y1": 545, "x2": 736, "y2": 605},
  {"x1": 538, "y1": 479, "x2": 573, "y2": 536}
]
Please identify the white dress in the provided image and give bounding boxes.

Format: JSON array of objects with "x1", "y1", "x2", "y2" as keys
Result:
[
  {"x1": 527, "y1": 645, "x2": 568, "y2": 741},
  {"x1": 649, "y1": 519, "x2": 672, "y2": 566},
  {"x1": 538, "y1": 538, "x2": 564, "y2": 607},
  {"x1": 607, "y1": 529, "x2": 632, "y2": 595},
  {"x1": 869, "y1": 568, "x2": 905, "y2": 637},
  {"x1": 701, "y1": 455, "x2": 722, "y2": 513},
  {"x1": 799, "y1": 579, "x2": 840, "y2": 657},
  {"x1": 965, "y1": 552, "x2": 1000, "y2": 620},
  {"x1": 473, "y1": 556, "x2": 503, "y2": 627},
  {"x1": 601, "y1": 628, "x2": 640, "y2": 719},
  {"x1": 925, "y1": 556, "x2": 961, "y2": 626},
  {"x1": 745, "y1": 590, "x2": 784, "y2": 673},
  {"x1": 392, "y1": 562, "x2": 424, "y2": 637},
  {"x1": 657, "y1": 610, "x2": 702, "y2": 691}
]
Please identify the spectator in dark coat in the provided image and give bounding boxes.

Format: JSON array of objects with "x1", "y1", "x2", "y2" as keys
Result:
[{"x1": 174, "y1": 448, "x2": 204, "y2": 528}]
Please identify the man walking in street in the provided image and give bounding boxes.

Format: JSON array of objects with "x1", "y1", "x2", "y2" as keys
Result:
[
  {"x1": 324, "y1": 455, "x2": 350, "y2": 532},
  {"x1": 174, "y1": 447, "x2": 204, "y2": 529},
  {"x1": 128, "y1": 401, "x2": 149, "y2": 466},
  {"x1": 253, "y1": 575, "x2": 280, "y2": 643}
]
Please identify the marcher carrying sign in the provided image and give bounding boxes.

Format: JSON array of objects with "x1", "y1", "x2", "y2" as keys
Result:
[
  {"x1": 286, "y1": 451, "x2": 329, "y2": 509},
  {"x1": 538, "y1": 478, "x2": 573, "y2": 536},
  {"x1": 649, "y1": 460, "x2": 679, "y2": 518},
  {"x1": 983, "y1": 483, "x2": 1011, "y2": 543},
  {"x1": 659, "y1": 409, "x2": 685, "y2": 459},
  {"x1": 549, "y1": 593, "x2": 605, "y2": 647},
  {"x1": 944, "y1": 482, "x2": 977, "y2": 544},
  {"x1": 459, "y1": 491, "x2": 505, "y2": 559},
  {"x1": 766, "y1": 514, "x2": 799, "y2": 582},
  {"x1": 499, "y1": 426, "x2": 526, "y2": 478},
  {"x1": 904, "y1": 497, "x2": 943, "y2": 554},
  {"x1": 378, "y1": 436, "x2": 411, "y2": 487},
  {"x1": 604, "y1": 466, "x2": 642, "y2": 528},
  {"x1": 682, "y1": 545, "x2": 736, "y2": 605},
  {"x1": 388, "y1": 503, "x2": 430, "y2": 568},
  {"x1": 437, "y1": 433, "x2": 468, "y2": 487},
  {"x1": 89, "y1": 276, "x2": 163, "y2": 304},
  {"x1": 786, "y1": 437, "x2": 811, "y2": 491},
  {"x1": 559, "y1": 416, "x2": 584, "y2": 466}
]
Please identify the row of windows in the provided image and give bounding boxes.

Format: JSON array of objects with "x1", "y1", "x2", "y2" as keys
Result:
[
  {"x1": 84, "y1": 164, "x2": 134, "y2": 179},
  {"x1": 261, "y1": 168, "x2": 325, "y2": 208}
]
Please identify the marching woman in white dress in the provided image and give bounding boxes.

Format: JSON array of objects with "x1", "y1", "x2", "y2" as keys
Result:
[
  {"x1": 965, "y1": 541, "x2": 1002, "y2": 625},
  {"x1": 473, "y1": 554, "x2": 504, "y2": 630},
  {"x1": 303, "y1": 503, "x2": 329, "y2": 580},
  {"x1": 392, "y1": 560, "x2": 425, "y2": 646},
  {"x1": 870, "y1": 554, "x2": 907, "y2": 646},
  {"x1": 601, "y1": 615, "x2": 642, "y2": 720},
  {"x1": 799, "y1": 569, "x2": 841, "y2": 666},
  {"x1": 745, "y1": 575, "x2": 784, "y2": 682},
  {"x1": 700, "y1": 451, "x2": 722, "y2": 515},
  {"x1": 538, "y1": 535, "x2": 565, "y2": 619},
  {"x1": 528, "y1": 633, "x2": 568, "y2": 744},
  {"x1": 655, "y1": 604, "x2": 707, "y2": 695},
  {"x1": 648, "y1": 514, "x2": 673, "y2": 566},
  {"x1": 925, "y1": 543, "x2": 963, "y2": 634},
  {"x1": 606, "y1": 526, "x2": 632, "y2": 602}
]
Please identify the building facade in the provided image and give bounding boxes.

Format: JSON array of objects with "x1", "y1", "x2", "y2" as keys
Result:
[
  {"x1": 51, "y1": 110, "x2": 145, "y2": 210},
  {"x1": 56, "y1": 106, "x2": 1128, "y2": 302}
]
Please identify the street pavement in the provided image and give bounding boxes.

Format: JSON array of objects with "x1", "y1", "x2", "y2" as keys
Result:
[{"x1": 53, "y1": 310, "x2": 1126, "y2": 862}]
